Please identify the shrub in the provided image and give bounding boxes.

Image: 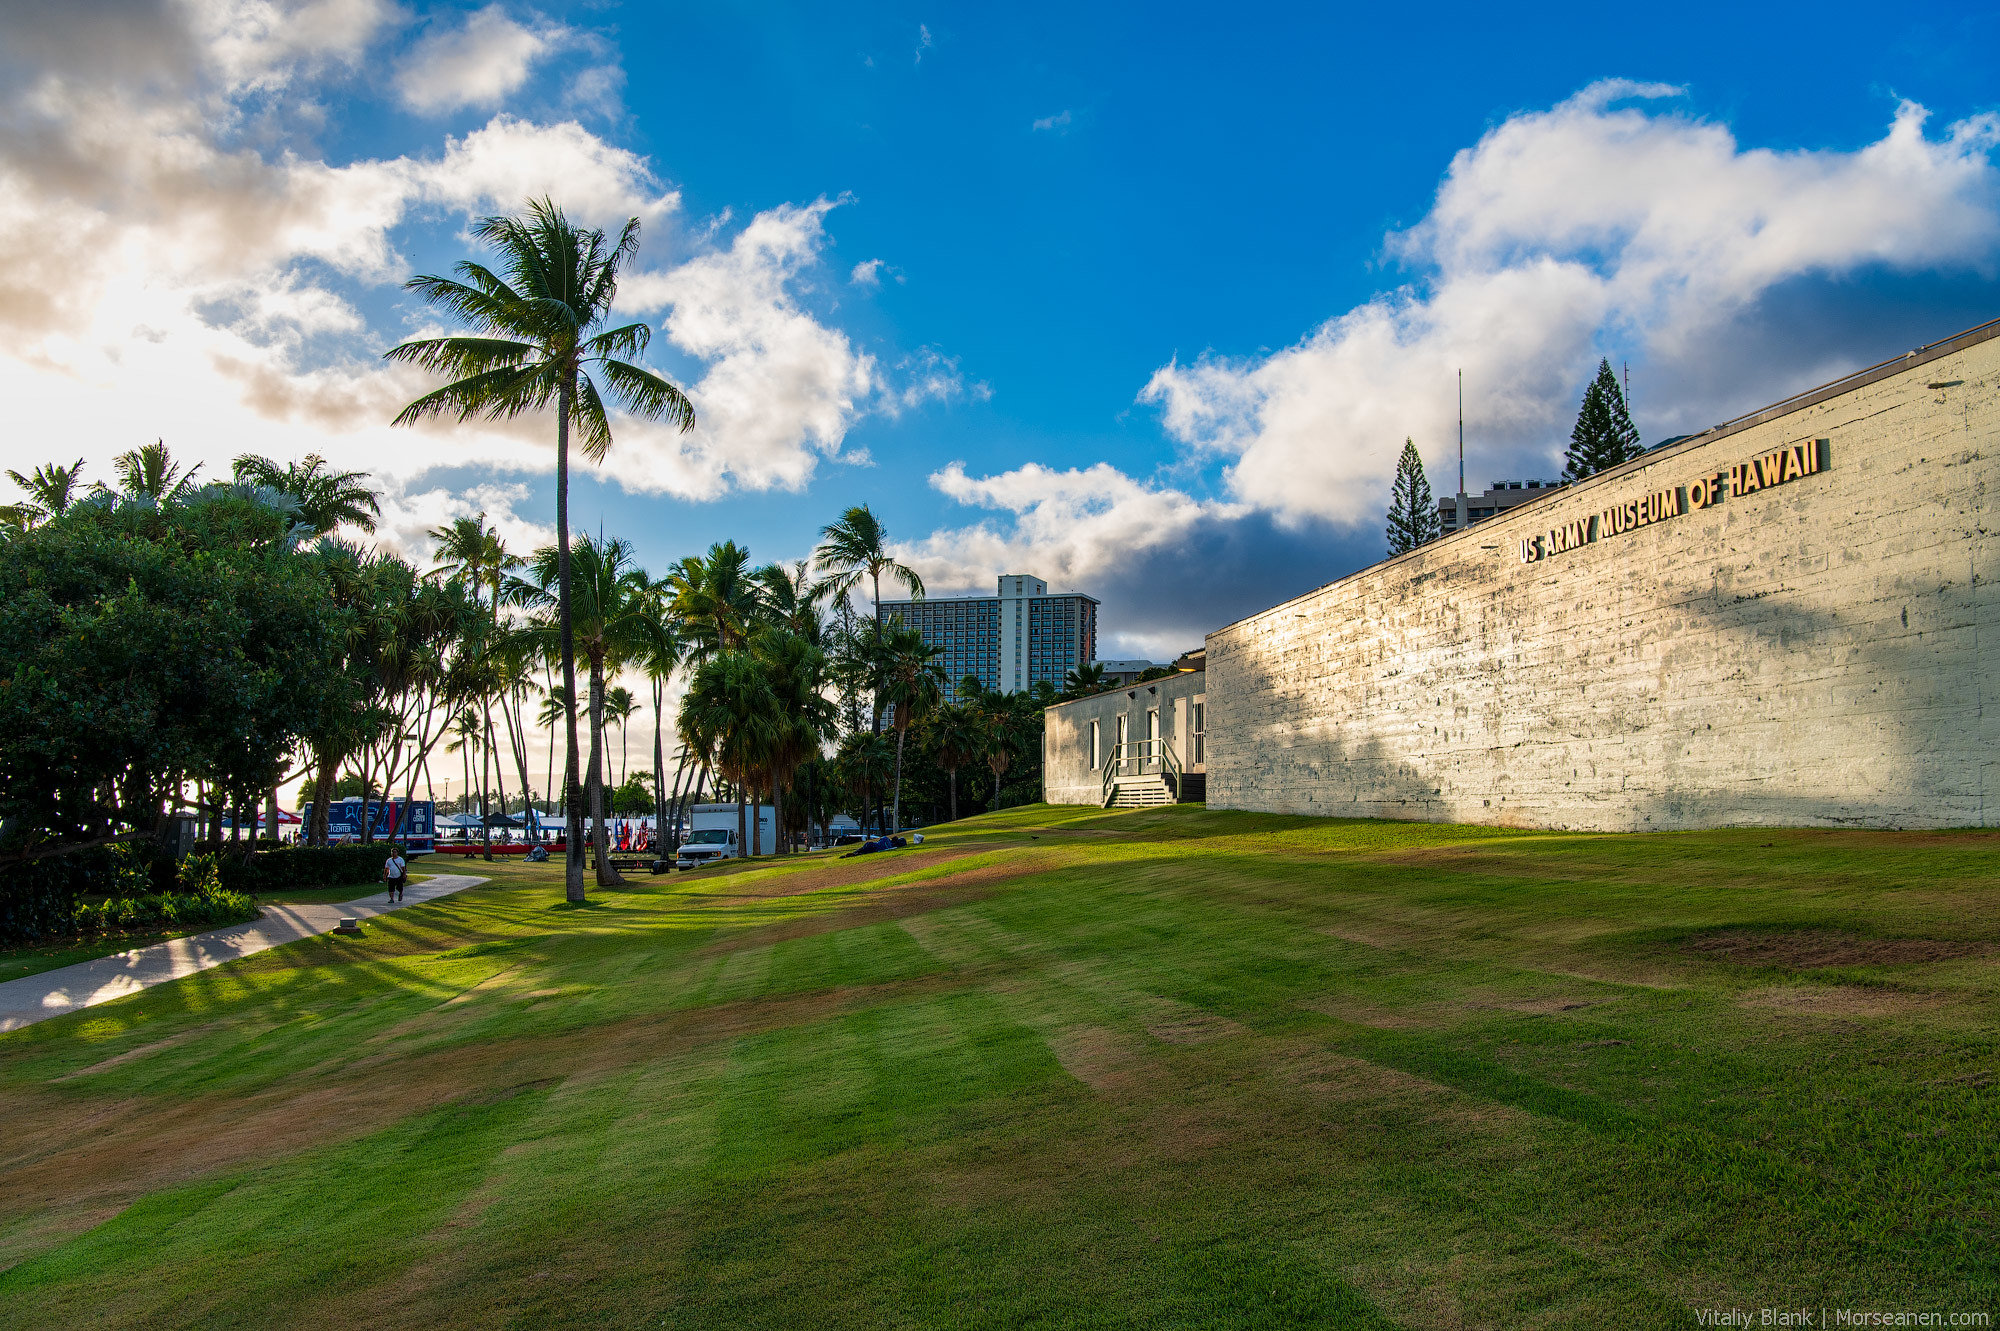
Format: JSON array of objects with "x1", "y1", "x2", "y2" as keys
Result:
[
  {"x1": 177, "y1": 851, "x2": 225, "y2": 896},
  {"x1": 219, "y1": 845, "x2": 385, "y2": 893},
  {"x1": 71, "y1": 889, "x2": 257, "y2": 937}
]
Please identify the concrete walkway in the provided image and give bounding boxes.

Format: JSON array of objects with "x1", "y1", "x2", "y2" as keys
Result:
[{"x1": 0, "y1": 873, "x2": 489, "y2": 1033}]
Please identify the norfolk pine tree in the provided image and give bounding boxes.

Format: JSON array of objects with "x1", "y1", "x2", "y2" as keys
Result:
[
  {"x1": 1386, "y1": 438, "x2": 1441, "y2": 555},
  {"x1": 1562, "y1": 359, "x2": 1643, "y2": 481}
]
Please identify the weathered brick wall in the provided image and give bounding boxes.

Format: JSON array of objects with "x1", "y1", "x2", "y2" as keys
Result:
[
  {"x1": 1044, "y1": 672, "x2": 1206, "y2": 805},
  {"x1": 1205, "y1": 333, "x2": 2000, "y2": 831}
]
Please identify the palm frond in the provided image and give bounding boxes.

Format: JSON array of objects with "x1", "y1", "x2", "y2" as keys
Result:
[
  {"x1": 390, "y1": 364, "x2": 558, "y2": 426},
  {"x1": 599, "y1": 359, "x2": 695, "y2": 432},
  {"x1": 571, "y1": 373, "x2": 615, "y2": 463},
  {"x1": 381, "y1": 335, "x2": 538, "y2": 376}
]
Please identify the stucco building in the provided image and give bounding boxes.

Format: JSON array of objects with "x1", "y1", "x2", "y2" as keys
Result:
[{"x1": 1046, "y1": 317, "x2": 2000, "y2": 831}]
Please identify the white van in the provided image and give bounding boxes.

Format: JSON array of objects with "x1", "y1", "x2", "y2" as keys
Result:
[{"x1": 676, "y1": 803, "x2": 777, "y2": 870}]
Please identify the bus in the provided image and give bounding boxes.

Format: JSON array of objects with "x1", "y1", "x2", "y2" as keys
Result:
[{"x1": 297, "y1": 797, "x2": 437, "y2": 854}]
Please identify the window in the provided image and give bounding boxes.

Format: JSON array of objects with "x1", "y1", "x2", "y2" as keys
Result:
[
  {"x1": 1088, "y1": 720, "x2": 1100, "y2": 769},
  {"x1": 1115, "y1": 713, "x2": 1127, "y2": 762}
]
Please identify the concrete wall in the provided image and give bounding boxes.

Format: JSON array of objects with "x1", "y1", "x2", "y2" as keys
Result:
[
  {"x1": 1206, "y1": 325, "x2": 2000, "y2": 831},
  {"x1": 1044, "y1": 672, "x2": 1207, "y2": 805}
]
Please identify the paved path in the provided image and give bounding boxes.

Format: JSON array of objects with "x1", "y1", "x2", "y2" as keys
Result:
[{"x1": 0, "y1": 873, "x2": 489, "y2": 1033}]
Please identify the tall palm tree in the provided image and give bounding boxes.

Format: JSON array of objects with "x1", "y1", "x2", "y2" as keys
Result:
[
  {"x1": 815, "y1": 504, "x2": 922, "y2": 831},
  {"x1": 4, "y1": 458, "x2": 86, "y2": 524},
  {"x1": 877, "y1": 624, "x2": 947, "y2": 833},
  {"x1": 537, "y1": 684, "x2": 574, "y2": 830},
  {"x1": 517, "y1": 535, "x2": 654, "y2": 885},
  {"x1": 232, "y1": 453, "x2": 380, "y2": 536},
  {"x1": 386, "y1": 198, "x2": 695, "y2": 903},
  {"x1": 814, "y1": 504, "x2": 924, "y2": 672},
  {"x1": 111, "y1": 441, "x2": 202, "y2": 502}
]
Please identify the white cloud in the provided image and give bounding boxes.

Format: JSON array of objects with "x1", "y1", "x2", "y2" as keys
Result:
[
  {"x1": 915, "y1": 23, "x2": 932, "y2": 64},
  {"x1": 192, "y1": 0, "x2": 398, "y2": 92},
  {"x1": 850, "y1": 258, "x2": 885, "y2": 286},
  {"x1": 376, "y1": 480, "x2": 556, "y2": 565},
  {"x1": 396, "y1": 5, "x2": 562, "y2": 115},
  {"x1": 614, "y1": 200, "x2": 879, "y2": 498},
  {"x1": 904, "y1": 461, "x2": 1243, "y2": 599},
  {"x1": 1032, "y1": 109, "x2": 1071, "y2": 132},
  {"x1": 1141, "y1": 82, "x2": 2000, "y2": 528}
]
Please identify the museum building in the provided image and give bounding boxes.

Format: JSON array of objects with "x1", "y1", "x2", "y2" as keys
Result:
[{"x1": 1044, "y1": 317, "x2": 2000, "y2": 831}]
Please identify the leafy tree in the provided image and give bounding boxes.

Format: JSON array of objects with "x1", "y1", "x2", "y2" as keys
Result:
[
  {"x1": 1386, "y1": 438, "x2": 1441, "y2": 555},
  {"x1": 1562, "y1": 358, "x2": 1643, "y2": 481},
  {"x1": 0, "y1": 490, "x2": 345, "y2": 866},
  {"x1": 814, "y1": 504, "x2": 924, "y2": 797},
  {"x1": 387, "y1": 198, "x2": 695, "y2": 904}
]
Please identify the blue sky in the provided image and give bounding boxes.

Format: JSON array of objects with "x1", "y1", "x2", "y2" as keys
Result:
[{"x1": 4, "y1": 1, "x2": 2000, "y2": 660}]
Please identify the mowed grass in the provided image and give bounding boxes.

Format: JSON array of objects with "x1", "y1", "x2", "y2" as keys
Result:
[{"x1": 0, "y1": 806, "x2": 1995, "y2": 1329}]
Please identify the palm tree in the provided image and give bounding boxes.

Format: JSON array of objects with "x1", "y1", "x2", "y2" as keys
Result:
[
  {"x1": 111, "y1": 441, "x2": 202, "y2": 502},
  {"x1": 635, "y1": 586, "x2": 685, "y2": 852},
  {"x1": 928, "y1": 701, "x2": 980, "y2": 823},
  {"x1": 1062, "y1": 661, "x2": 1107, "y2": 700},
  {"x1": 232, "y1": 454, "x2": 380, "y2": 536},
  {"x1": 877, "y1": 624, "x2": 947, "y2": 833},
  {"x1": 605, "y1": 685, "x2": 636, "y2": 788},
  {"x1": 751, "y1": 627, "x2": 837, "y2": 854},
  {"x1": 386, "y1": 198, "x2": 695, "y2": 904},
  {"x1": 666, "y1": 540, "x2": 763, "y2": 662},
  {"x1": 814, "y1": 504, "x2": 924, "y2": 672},
  {"x1": 965, "y1": 680, "x2": 1032, "y2": 814},
  {"x1": 4, "y1": 458, "x2": 86, "y2": 524},
  {"x1": 537, "y1": 684, "x2": 574, "y2": 831},
  {"x1": 517, "y1": 535, "x2": 654, "y2": 885},
  {"x1": 815, "y1": 505, "x2": 923, "y2": 832},
  {"x1": 756, "y1": 559, "x2": 827, "y2": 643},
  {"x1": 679, "y1": 650, "x2": 781, "y2": 857}
]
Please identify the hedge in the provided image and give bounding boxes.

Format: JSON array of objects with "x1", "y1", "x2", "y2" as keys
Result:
[
  {"x1": 72, "y1": 890, "x2": 257, "y2": 936},
  {"x1": 0, "y1": 842, "x2": 385, "y2": 944}
]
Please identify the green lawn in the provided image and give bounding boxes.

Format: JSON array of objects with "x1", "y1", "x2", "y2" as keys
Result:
[{"x1": 0, "y1": 806, "x2": 1994, "y2": 1328}]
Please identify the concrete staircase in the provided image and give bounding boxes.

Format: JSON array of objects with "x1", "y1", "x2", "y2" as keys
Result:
[{"x1": 1108, "y1": 775, "x2": 1175, "y2": 808}]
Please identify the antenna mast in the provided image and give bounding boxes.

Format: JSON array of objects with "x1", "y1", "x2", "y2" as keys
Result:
[{"x1": 1457, "y1": 369, "x2": 1465, "y2": 497}]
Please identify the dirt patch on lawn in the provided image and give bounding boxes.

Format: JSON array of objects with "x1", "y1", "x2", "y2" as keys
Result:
[
  {"x1": 1738, "y1": 986, "x2": 1945, "y2": 1018},
  {"x1": 1684, "y1": 930, "x2": 1986, "y2": 969}
]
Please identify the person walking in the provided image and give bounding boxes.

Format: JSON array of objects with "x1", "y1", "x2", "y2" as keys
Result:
[{"x1": 382, "y1": 844, "x2": 408, "y2": 903}]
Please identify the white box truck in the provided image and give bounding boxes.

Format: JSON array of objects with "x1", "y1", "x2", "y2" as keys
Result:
[{"x1": 676, "y1": 803, "x2": 778, "y2": 869}]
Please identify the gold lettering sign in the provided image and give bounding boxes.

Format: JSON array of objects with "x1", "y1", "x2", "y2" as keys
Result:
[{"x1": 1518, "y1": 438, "x2": 1827, "y2": 564}]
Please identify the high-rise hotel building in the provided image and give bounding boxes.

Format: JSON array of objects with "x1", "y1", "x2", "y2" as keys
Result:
[{"x1": 880, "y1": 575, "x2": 1099, "y2": 694}]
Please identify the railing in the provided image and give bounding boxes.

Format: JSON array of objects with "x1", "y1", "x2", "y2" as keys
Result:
[{"x1": 1100, "y1": 736, "x2": 1182, "y2": 806}]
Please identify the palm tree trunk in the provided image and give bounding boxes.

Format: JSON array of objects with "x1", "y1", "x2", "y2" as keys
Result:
[
  {"x1": 487, "y1": 713, "x2": 510, "y2": 853},
  {"x1": 992, "y1": 764, "x2": 1001, "y2": 813},
  {"x1": 652, "y1": 679, "x2": 667, "y2": 856},
  {"x1": 771, "y1": 775, "x2": 783, "y2": 855},
  {"x1": 949, "y1": 767, "x2": 957, "y2": 822},
  {"x1": 481, "y1": 702, "x2": 494, "y2": 862},
  {"x1": 892, "y1": 725, "x2": 907, "y2": 834},
  {"x1": 504, "y1": 685, "x2": 535, "y2": 843},
  {"x1": 588, "y1": 655, "x2": 622, "y2": 885},
  {"x1": 556, "y1": 380, "x2": 587, "y2": 902},
  {"x1": 736, "y1": 792, "x2": 746, "y2": 861}
]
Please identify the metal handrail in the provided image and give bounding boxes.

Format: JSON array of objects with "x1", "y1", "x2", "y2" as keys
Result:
[{"x1": 1099, "y1": 736, "x2": 1181, "y2": 806}]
